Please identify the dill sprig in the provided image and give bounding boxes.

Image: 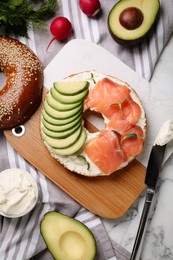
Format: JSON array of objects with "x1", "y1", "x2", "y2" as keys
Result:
[{"x1": 0, "y1": 0, "x2": 57, "y2": 37}]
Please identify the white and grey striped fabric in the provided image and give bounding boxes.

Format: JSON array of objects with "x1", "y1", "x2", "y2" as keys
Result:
[{"x1": 0, "y1": 1, "x2": 173, "y2": 259}]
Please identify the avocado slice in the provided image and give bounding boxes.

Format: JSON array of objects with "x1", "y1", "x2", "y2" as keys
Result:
[
  {"x1": 54, "y1": 81, "x2": 89, "y2": 95},
  {"x1": 43, "y1": 126, "x2": 82, "y2": 148},
  {"x1": 47, "y1": 95, "x2": 82, "y2": 111},
  {"x1": 53, "y1": 128, "x2": 87, "y2": 156},
  {"x1": 44, "y1": 99, "x2": 82, "y2": 119},
  {"x1": 42, "y1": 109, "x2": 81, "y2": 126},
  {"x1": 42, "y1": 115, "x2": 81, "y2": 132},
  {"x1": 51, "y1": 87, "x2": 89, "y2": 104},
  {"x1": 108, "y1": 0, "x2": 160, "y2": 45},
  {"x1": 40, "y1": 211, "x2": 97, "y2": 260}
]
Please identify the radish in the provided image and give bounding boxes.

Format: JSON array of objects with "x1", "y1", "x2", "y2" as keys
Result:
[
  {"x1": 46, "y1": 17, "x2": 72, "y2": 51},
  {"x1": 79, "y1": 0, "x2": 101, "y2": 17}
]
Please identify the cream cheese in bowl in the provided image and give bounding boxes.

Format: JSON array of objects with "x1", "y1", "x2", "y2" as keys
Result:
[{"x1": 0, "y1": 168, "x2": 38, "y2": 218}]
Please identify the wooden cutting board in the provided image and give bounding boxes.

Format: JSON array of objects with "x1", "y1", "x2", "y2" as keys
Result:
[{"x1": 4, "y1": 88, "x2": 146, "y2": 218}]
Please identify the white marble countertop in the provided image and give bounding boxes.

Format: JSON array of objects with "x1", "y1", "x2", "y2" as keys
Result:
[{"x1": 103, "y1": 34, "x2": 173, "y2": 260}]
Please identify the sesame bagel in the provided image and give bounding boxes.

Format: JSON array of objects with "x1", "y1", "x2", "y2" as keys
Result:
[
  {"x1": 41, "y1": 71, "x2": 146, "y2": 177},
  {"x1": 0, "y1": 36, "x2": 43, "y2": 129}
]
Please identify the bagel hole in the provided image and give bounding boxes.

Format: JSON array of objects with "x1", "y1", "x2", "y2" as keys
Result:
[
  {"x1": 83, "y1": 110, "x2": 105, "y2": 132},
  {"x1": 0, "y1": 71, "x2": 7, "y2": 91}
]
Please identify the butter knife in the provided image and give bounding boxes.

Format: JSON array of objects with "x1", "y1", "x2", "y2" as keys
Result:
[{"x1": 130, "y1": 143, "x2": 166, "y2": 260}]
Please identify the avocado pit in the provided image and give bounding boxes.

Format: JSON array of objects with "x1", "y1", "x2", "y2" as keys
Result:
[
  {"x1": 60, "y1": 231, "x2": 86, "y2": 259},
  {"x1": 119, "y1": 7, "x2": 144, "y2": 30}
]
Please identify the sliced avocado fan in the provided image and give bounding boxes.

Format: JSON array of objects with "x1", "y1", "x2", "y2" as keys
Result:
[{"x1": 42, "y1": 80, "x2": 89, "y2": 156}]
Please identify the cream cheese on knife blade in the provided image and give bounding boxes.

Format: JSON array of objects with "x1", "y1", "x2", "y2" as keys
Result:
[{"x1": 154, "y1": 120, "x2": 173, "y2": 146}]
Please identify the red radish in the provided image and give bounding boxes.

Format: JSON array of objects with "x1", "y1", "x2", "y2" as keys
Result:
[
  {"x1": 79, "y1": 0, "x2": 101, "y2": 17},
  {"x1": 46, "y1": 17, "x2": 72, "y2": 52}
]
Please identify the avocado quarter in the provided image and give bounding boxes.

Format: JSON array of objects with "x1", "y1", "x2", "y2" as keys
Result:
[
  {"x1": 40, "y1": 211, "x2": 97, "y2": 260},
  {"x1": 108, "y1": 0, "x2": 160, "y2": 45}
]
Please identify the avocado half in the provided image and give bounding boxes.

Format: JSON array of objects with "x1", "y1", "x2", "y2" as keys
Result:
[
  {"x1": 40, "y1": 212, "x2": 97, "y2": 260},
  {"x1": 108, "y1": 0, "x2": 160, "y2": 45}
]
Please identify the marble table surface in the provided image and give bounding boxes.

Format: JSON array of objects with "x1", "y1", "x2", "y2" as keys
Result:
[{"x1": 102, "y1": 34, "x2": 173, "y2": 260}]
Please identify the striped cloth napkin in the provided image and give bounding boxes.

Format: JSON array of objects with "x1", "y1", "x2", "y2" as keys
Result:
[{"x1": 0, "y1": 1, "x2": 173, "y2": 259}]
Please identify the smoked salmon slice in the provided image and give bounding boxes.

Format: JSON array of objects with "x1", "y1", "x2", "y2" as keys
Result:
[
  {"x1": 85, "y1": 78, "x2": 131, "y2": 116},
  {"x1": 108, "y1": 99, "x2": 141, "y2": 133},
  {"x1": 84, "y1": 129, "x2": 126, "y2": 175},
  {"x1": 121, "y1": 99, "x2": 141, "y2": 125},
  {"x1": 121, "y1": 125, "x2": 144, "y2": 160},
  {"x1": 85, "y1": 78, "x2": 141, "y2": 124},
  {"x1": 107, "y1": 111, "x2": 132, "y2": 134}
]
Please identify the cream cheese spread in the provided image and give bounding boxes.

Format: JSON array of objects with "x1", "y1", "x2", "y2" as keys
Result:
[
  {"x1": 154, "y1": 120, "x2": 173, "y2": 146},
  {"x1": 0, "y1": 168, "x2": 38, "y2": 217}
]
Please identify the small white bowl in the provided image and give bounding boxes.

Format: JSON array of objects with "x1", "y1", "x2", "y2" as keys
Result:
[{"x1": 0, "y1": 168, "x2": 38, "y2": 218}]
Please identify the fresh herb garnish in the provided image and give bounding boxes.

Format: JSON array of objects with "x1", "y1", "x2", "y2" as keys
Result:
[
  {"x1": 121, "y1": 133, "x2": 137, "y2": 144},
  {"x1": 110, "y1": 98, "x2": 127, "y2": 112},
  {"x1": 112, "y1": 130, "x2": 121, "y2": 136},
  {"x1": 87, "y1": 73, "x2": 96, "y2": 84},
  {"x1": 0, "y1": 0, "x2": 57, "y2": 37},
  {"x1": 112, "y1": 130, "x2": 137, "y2": 144},
  {"x1": 76, "y1": 155, "x2": 90, "y2": 170}
]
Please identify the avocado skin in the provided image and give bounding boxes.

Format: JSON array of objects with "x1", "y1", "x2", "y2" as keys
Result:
[
  {"x1": 107, "y1": 0, "x2": 160, "y2": 45},
  {"x1": 40, "y1": 211, "x2": 97, "y2": 260}
]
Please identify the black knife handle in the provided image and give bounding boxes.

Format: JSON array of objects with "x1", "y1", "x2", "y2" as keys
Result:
[{"x1": 130, "y1": 188, "x2": 155, "y2": 260}]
